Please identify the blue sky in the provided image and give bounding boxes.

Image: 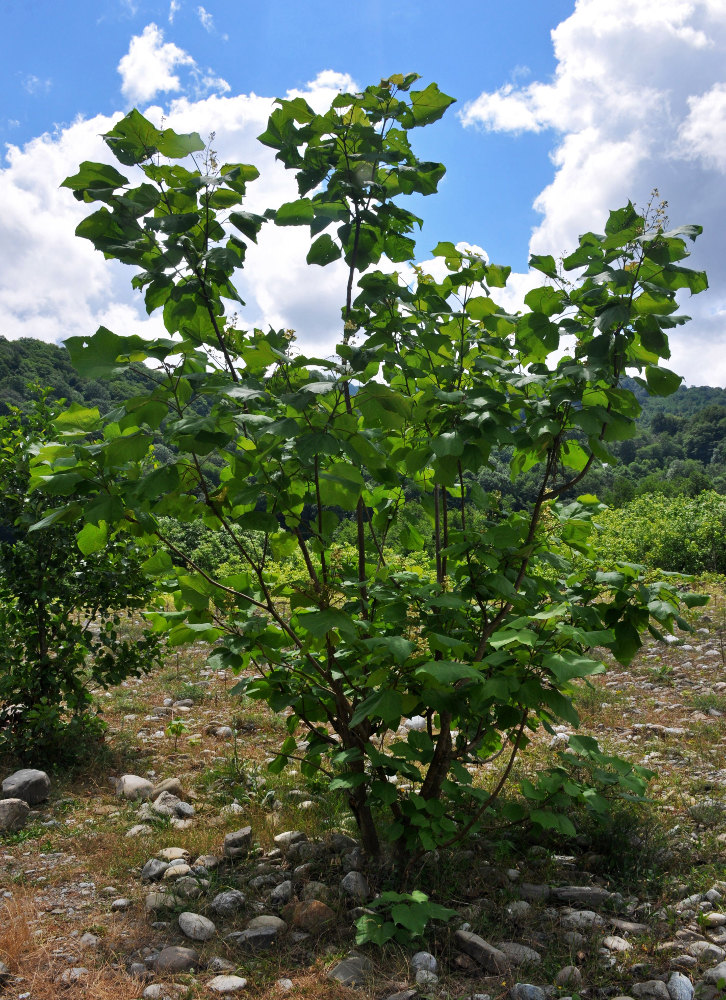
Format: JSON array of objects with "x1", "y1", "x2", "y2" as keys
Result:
[{"x1": 1, "y1": 0, "x2": 725, "y2": 383}]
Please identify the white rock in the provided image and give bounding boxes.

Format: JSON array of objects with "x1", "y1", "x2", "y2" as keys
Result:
[
  {"x1": 126, "y1": 824, "x2": 152, "y2": 837},
  {"x1": 602, "y1": 935, "x2": 632, "y2": 952},
  {"x1": 403, "y1": 715, "x2": 427, "y2": 731},
  {"x1": 208, "y1": 975, "x2": 248, "y2": 993},
  {"x1": 179, "y1": 911, "x2": 216, "y2": 941},
  {"x1": 117, "y1": 774, "x2": 154, "y2": 800}
]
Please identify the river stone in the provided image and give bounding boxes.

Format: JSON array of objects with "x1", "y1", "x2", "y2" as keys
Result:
[
  {"x1": 688, "y1": 941, "x2": 725, "y2": 961},
  {"x1": 287, "y1": 899, "x2": 335, "y2": 933},
  {"x1": 340, "y1": 871, "x2": 370, "y2": 903},
  {"x1": 703, "y1": 961, "x2": 726, "y2": 985},
  {"x1": 510, "y1": 985, "x2": 546, "y2": 1000},
  {"x1": 415, "y1": 970, "x2": 439, "y2": 988},
  {"x1": 270, "y1": 879, "x2": 293, "y2": 906},
  {"x1": 411, "y1": 952, "x2": 437, "y2": 974},
  {"x1": 117, "y1": 774, "x2": 154, "y2": 800},
  {"x1": 179, "y1": 911, "x2": 216, "y2": 941},
  {"x1": 154, "y1": 945, "x2": 200, "y2": 973},
  {"x1": 211, "y1": 889, "x2": 246, "y2": 918},
  {"x1": 550, "y1": 885, "x2": 612, "y2": 907},
  {"x1": 224, "y1": 826, "x2": 253, "y2": 859},
  {"x1": 561, "y1": 908, "x2": 605, "y2": 931},
  {"x1": 603, "y1": 935, "x2": 632, "y2": 952},
  {"x1": 0, "y1": 798, "x2": 29, "y2": 831},
  {"x1": 632, "y1": 982, "x2": 670, "y2": 1000},
  {"x1": 208, "y1": 976, "x2": 248, "y2": 993},
  {"x1": 145, "y1": 891, "x2": 176, "y2": 912},
  {"x1": 248, "y1": 914, "x2": 287, "y2": 932},
  {"x1": 225, "y1": 926, "x2": 278, "y2": 950},
  {"x1": 455, "y1": 930, "x2": 510, "y2": 973},
  {"x1": 667, "y1": 972, "x2": 694, "y2": 1000},
  {"x1": 141, "y1": 859, "x2": 169, "y2": 882},
  {"x1": 555, "y1": 966, "x2": 582, "y2": 988},
  {"x1": 158, "y1": 847, "x2": 189, "y2": 861},
  {"x1": 273, "y1": 830, "x2": 307, "y2": 850},
  {"x1": 328, "y1": 952, "x2": 372, "y2": 987},
  {"x1": 497, "y1": 942, "x2": 542, "y2": 965},
  {"x1": 2, "y1": 768, "x2": 50, "y2": 805},
  {"x1": 151, "y1": 777, "x2": 184, "y2": 800}
]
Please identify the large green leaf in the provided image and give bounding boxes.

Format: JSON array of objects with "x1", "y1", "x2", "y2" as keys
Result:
[{"x1": 306, "y1": 234, "x2": 341, "y2": 266}]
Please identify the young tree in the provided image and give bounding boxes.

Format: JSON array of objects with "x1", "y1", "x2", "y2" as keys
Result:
[
  {"x1": 0, "y1": 392, "x2": 164, "y2": 762},
  {"x1": 35, "y1": 75, "x2": 708, "y2": 852}
]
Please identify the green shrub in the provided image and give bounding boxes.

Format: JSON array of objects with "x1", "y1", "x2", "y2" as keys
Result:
[
  {"x1": 594, "y1": 491, "x2": 726, "y2": 574},
  {"x1": 0, "y1": 393, "x2": 165, "y2": 764}
]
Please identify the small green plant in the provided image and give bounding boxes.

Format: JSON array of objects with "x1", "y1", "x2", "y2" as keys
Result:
[
  {"x1": 355, "y1": 890, "x2": 458, "y2": 946},
  {"x1": 165, "y1": 718, "x2": 188, "y2": 752}
]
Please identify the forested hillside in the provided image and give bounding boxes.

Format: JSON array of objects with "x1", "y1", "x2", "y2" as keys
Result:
[
  {"x1": 0, "y1": 335, "x2": 150, "y2": 414},
  {"x1": 2, "y1": 336, "x2": 724, "y2": 506}
]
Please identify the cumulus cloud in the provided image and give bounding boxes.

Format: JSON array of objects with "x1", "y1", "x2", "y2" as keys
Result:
[
  {"x1": 461, "y1": 0, "x2": 726, "y2": 386},
  {"x1": 0, "y1": 72, "x2": 359, "y2": 362},
  {"x1": 118, "y1": 24, "x2": 195, "y2": 104},
  {"x1": 117, "y1": 23, "x2": 230, "y2": 105}
]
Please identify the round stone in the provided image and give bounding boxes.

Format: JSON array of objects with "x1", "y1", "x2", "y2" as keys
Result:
[
  {"x1": 208, "y1": 975, "x2": 248, "y2": 993},
  {"x1": 179, "y1": 911, "x2": 216, "y2": 941}
]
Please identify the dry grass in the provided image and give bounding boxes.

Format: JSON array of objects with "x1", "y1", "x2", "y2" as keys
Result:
[{"x1": 2, "y1": 589, "x2": 726, "y2": 996}]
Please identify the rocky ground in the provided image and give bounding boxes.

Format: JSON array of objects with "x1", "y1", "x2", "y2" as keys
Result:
[{"x1": 1, "y1": 604, "x2": 726, "y2": 1000}]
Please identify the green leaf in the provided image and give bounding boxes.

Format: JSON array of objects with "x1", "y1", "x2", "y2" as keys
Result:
[
  {"x1": 542, "y1": 651, "x2": 605, "y2": 683},
  {"x1": 276, "y1": 199, "x2": 314, "y2": 226},
  {"x1": 645, "y1": 366, "x2": 682, "y2": 396},
  {"x1": 306, "y1": 234, "x2": 341, "y2": 266},
  {"x1": 61, "y1": 161, "x2": 129, "y2": 200},
  {"x1": 415, "y1": 661, "x2": 484, "y2": 685},
  {"x1": 297, "y1": 608, "x2": 358, "y2": 640},
  {"x1": 54, "y1": 403, "x2": 101, "y2": 433},
  {"x1": 407, "y1": 83, "x2": 456, "y2": 127},
  {"x1": 530, "y1": 808, "x2": 577, "y2": 837},
  {"x1": 529, "y1": 254, "x2": 558, "y2": 279},
  {"x1": 76, "y1": 521, "x2": 108, "y2": 556}
]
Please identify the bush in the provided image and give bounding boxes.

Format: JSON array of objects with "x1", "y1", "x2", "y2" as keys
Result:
[
  {"x1": 0, "y1": 392, "x2": 165, "y2": 763},
  {"x1": 594, "y1": 491, "x2": 726, "y2": 574}
]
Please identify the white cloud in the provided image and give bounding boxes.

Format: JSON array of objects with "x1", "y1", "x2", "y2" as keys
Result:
[
  {"x1": 461, "y1": 0, "x2": 726, "y2": 386},
  {"x1": 0, "y1": 72, "x2": 360, "y2": 363},
  {"x1": 678, "y1": 82, "x2": 726, "y2": 171},
  {"x1": 118, "y1": 24, "x2": 195, "y2": 104},
  {"x1": 169, "y1": 0, "x2": 181, "y2": 23},
  {"x1": 197, "y1": 6, "x2": 213, "y2": 31},
  {"x1": 21, "y1": 74, "x2": 52, "y2": 95},
  {"x1": 118, "y1": 23, "x2": 230, "y2": 104}
]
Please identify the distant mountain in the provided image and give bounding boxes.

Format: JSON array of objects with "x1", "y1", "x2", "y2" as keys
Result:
[{"x1": 0, "y1": 336, "x2": 150, "y2": 414}]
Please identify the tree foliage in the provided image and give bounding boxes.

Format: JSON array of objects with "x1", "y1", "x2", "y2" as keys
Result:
[
  {"x1": 0, "y1": 392, "x2": 164, "y2": 763},
  {"x1": 34, "y1": 75, "x2": 709, "y2": 852}
]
